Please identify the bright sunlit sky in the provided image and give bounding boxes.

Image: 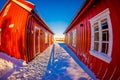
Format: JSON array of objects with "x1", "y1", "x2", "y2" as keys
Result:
[
  {"x1": 0, "y1": 0, "x2": 85, "y2": 38},
  {"x1": 27, "y1": 0, "x2": 85, "y2": 38}
]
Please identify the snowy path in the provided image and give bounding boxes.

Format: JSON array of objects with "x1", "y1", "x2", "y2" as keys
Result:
[
  {"x1": 6, "y1": 43, "x2": 96, "y2": 80},
  {"x1": 8, "y1": 45, "x2": 53, "y2": 80},
  {"x1": 42, "y1": 43, "x2": 92, "y2": 80}
]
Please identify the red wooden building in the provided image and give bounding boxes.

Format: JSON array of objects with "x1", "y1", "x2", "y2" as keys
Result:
[
  {"x1": 0, "y1": 0, "x2": 54, "y2": 62},
  {"x1": 64, "y1": 0, "x2": 120, "y2": 79}
]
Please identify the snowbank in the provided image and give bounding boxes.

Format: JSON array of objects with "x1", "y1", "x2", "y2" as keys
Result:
[
  {"x1": 0, "y1": 58, "x2": 13, "y2": 78},
  {"x1": 0, "y1": 52, "x2": 26, "y2": 79},
  {"x1": 8, "y1": 45, "x2": 53, "y2": 80}
]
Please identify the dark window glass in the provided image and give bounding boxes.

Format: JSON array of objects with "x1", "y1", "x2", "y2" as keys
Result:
[
  {"x1": 94, "y1": 42, "x2": 99, "y2": 51},
  {"x1": 94, "y1": 32, "x2": 99, "y2": 41},
  {"x1": 101, "y1": 43, "x2": 108, "y2": 54},
  {"x1": 101, "y1": 19, "x2": 108, "y2": 29},
  {"x1": 94, "y1": 22, "x2": 99, "y2": 31},
  {"x1": 102, "y1": 31, "x2": 109, "y2": 41}
]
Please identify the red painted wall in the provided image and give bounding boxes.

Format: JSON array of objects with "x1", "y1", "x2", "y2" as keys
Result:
[
  {"x1": 65, "y1": 0, "x2": 120, "y2": 79},
  {"x1": 0, "y1": 1, "x2": 29, "y2": 61},
  {"x1": 0, "y1": 0, "x2": 54, "y2": 62}
]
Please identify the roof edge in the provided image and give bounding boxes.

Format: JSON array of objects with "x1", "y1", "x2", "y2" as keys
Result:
[
  {"x1": 0, "y1": 0, "x2": 11, "y2": 15},
  {"x1": 12, "y1": 0, "x2": 34, "y2": 12},
  {"x1": 63, "y1": 0, "x2": 94, "y2": 34},
  {"x1": 31, "y1": 10, "x2": 54, "y2": 35}
]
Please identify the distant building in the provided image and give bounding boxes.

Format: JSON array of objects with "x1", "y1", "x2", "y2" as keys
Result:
[
  {"x1": 64, "y1": 0, "x2": 120, "y2": 79},
  {"x1": 0, "y1": 0, "x2": 54, "y2": 62},
  {"x1": 55, "y1": 37, "x2": 65, "y2": 43}
]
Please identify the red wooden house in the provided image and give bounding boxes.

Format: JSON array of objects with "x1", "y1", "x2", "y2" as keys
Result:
[
  {"x1": 64, "y1": 0, "x2": 120, "y2": 79},
  {"x1": 0, "y1": 0, "x2": 54, "y2": 62}
]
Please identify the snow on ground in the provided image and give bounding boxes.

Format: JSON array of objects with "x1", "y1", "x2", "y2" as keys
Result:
[
  {"x1": 0, "y1": 52, "x2": 26, "y2": 79},
  {"x1": 0, "y1": 43, "x2": 96, "y2": 80},
  {"x1": 58, "y1": 43, "x2": 97, "y2": 80},
  {"x1": 42, "y1": 43, "x2": 92, "y2": 80},
  {"x1": 0, "y1": 58, "x2": 13, "y2": 78},
  {"x1": 8, "y1": 45, "x2": 53, "y2": 80}
]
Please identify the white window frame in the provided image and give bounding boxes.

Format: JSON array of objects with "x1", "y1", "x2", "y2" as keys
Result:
[
  {"x1": 45, "y1": 32, "x2": 48, "y2": 44},
  {"x1": 89, "y1": 8, "x2": 113, "y2": 63},
  {"x1": 72, "y1": 29, "x2": 76, "y2": 47}
]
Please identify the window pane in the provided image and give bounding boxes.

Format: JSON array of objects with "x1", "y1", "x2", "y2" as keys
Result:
[
  {"x1": 68, "y1": 33, "x2": 70, "y2": 44},
  {"x1": 94, "y1": 32, "x2": 99, "y2": 41},
  {"x1": 102, "y1": 31, "x2": 109, "y2": 41},
  {"x1": 45, "y1": 32, "x2": 48, "y2": 43},
  {"x1": 94, "y1": 42, "x2": 99, "y2": 51},
  {"x1": 35, "y1": 30, "x2": 40, "y2": 53},
  {"x1": 101, "y1": 19, "x2": 108, "y2": 29},
  {"x1": 94, "y1": 22, "x2": 99, "y2": 31},
  {"x1": 101, "y1": 43, "x2": 108, "y2": 54},
  {"x1": 72, "y1": 29, "x2": 76, "y2": 46}
]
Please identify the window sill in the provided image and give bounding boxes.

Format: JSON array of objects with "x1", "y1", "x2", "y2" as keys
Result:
[{"x1": 89, "y1": 50, "x2": 112, "y2": 63}]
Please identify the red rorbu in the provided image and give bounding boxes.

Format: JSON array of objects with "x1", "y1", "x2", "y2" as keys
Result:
[
  {"x1": 0, "y1": 0, "x2": 54, "y2": 62},
  {"x1": 64, "y1": 0, "x2": 120, "y2": 79}
]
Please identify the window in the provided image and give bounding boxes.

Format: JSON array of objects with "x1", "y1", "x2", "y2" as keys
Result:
[
  {"x1": 89, "y1": 8, "x2": 113, "y2": 63},
  {"x1": 67, "y1": 33, "x2": 70, "y2": 44},
  {"x1": 45, "y1": 32, "x2": 48, "y2": 44},
  {"x1": 72, "y1": 29, "x2": 76, "y2": 47},
  {"x1": 34, "y1": 27, "x2": 40, "y2": 54}
]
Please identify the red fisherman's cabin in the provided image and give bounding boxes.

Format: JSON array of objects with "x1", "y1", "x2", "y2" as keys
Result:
[
  {"x1": 64, "y1": 0, "x2": 120, "y2": 79},
  {"x1": 0, "y1": 0, "x2": 54, "y2": 62}
]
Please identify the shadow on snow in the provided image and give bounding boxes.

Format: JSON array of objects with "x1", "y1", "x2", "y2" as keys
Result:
[
  {"x1": 42, "y1": 44, "x2": 72, "y2": 80},
  {"x1": 41, "y1": 43, "x2": 94, "y2": 80}
]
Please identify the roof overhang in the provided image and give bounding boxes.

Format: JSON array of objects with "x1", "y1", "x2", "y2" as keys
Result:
[
  {"x1": 12, "y1": 0, "x2": 34, "y2": 12},
  {"x1": 31, "y1": 10, "x2": 54, "y2": 35},
  {"x1": 63, "y1": 0, "x2": 94, "y2": 34},
  {"x1": 12, "y1": 0, "x2": 54, "y2": 34}
]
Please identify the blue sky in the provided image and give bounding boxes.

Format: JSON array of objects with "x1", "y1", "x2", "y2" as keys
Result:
[
  {"x1": 0, "y1": 0, "x2": 84, "y2": 37},
  {"x1": 0, "y1": 0, "x2": 7, "y2": 10},
  {"x1": 27, "y1": 0, "x2": 84, "y2": 37}
]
